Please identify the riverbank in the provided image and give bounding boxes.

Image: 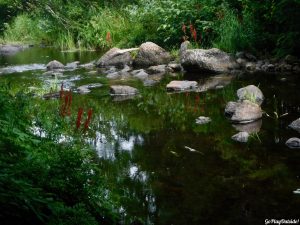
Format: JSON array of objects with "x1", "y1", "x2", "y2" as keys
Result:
[{"x1": 1, "y1": 1, "x2": 299, "y2": 57}]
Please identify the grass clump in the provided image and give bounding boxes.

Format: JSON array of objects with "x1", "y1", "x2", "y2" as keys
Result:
[
  {"x1": 1, "y1": 14, "x2": 46, "y2": 44},
  {"x1": 213, "y1": 7, "x2": 258, "y2": 53}
]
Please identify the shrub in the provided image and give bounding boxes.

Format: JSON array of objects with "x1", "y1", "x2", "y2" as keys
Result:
[
  {"x1": 2, "y1": 14, "x2": 47, "y2": 43},
  {"x1": 213, "y1": 6, "x2": 258, "y2": 53}
]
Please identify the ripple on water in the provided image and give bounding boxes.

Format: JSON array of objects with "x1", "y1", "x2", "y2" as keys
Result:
[{"x1": 0, "y1": 64, "x2": 46, "y2": 74}]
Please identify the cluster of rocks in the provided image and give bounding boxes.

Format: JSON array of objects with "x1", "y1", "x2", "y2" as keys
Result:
[
  {"x1": 180, "y1": 41, "x2": 239, "y2": 74},
  {"x1": 94, "y1": 42, "x2": 182, "y2": 86},
  {"x1": 235, "y1": 52, "x2": 300, "y2": 74},
  {"x1": 179, "y1": 41, "x2": 300, "y2": 74},
  {"x1": 41, "y1": 41, "x2": 300, "y2": 147},
  {"x1": 223, "y1": 85, "x2": 264, "y2": 142},
  {"x1": 44, "y1": 40, "x2": 300, "y2": 97}
]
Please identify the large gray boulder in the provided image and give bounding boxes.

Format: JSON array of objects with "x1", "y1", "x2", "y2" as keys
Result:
[
  {"x1": 96, "y1": 47, "x2": 133, "y2": 68},
  {"x1": 133, "y1": 42, "x2": 171, "y2": 67},
  {"x1": 46, "y1": 60, "x2": 64, "y2": 71},
  {"x1": 289, "y1": 118, "x2": 300, "y2": 133},
  {"x1": 225, "y1": 100, "x2": 262, "y2": 123},
  {"x1": 180, "y1": 41, "x2": 238, "y2": 73},
  {"x1": 237, "y1": 85, "x2": 264, "y2": 105}
]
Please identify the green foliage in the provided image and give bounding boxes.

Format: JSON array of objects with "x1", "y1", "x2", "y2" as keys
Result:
[
  {"x1": 0, "y1": 86, "x2": 120, "y2": 224},
  {"x1": 1, "y1": 0, "x2": 300, "y2": 55},
  {"x1": 79, "y1": 8, "x2": 143, "y2": 49},
  {"x1": 2, "y1": 14, "x2": 46, "y2": 43},
  {"x1": 213, "y1": 6, "x2": 258, "y2": 53},
  {"x1": 125, "y1": 0, "x2": 216, "y2": 48}
]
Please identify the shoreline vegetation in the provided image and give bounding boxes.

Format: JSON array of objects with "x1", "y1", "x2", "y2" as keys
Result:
[{"x1": 0, "y1": 0, "x2": 299, "y2": 58}]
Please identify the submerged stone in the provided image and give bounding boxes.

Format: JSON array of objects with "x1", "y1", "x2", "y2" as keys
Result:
[
  {"x1": 166, "y1": 80, "x2": 197, "y2": 92},
  {"x1": 110, "y1": 85, "x2": 138, "y2": 95},
  {"x1": 288, "y1": 118, "x2": 300, "y2": 133},
  {"x1": 195, "y1": 116, "x2": 211, "y2": 125},
  {"x1": 225, "y1": 100, "x2": 262, "y2": 124},
  {"x1": 231, "y1": 132, "x2": 249, "y2": 143},
  {"x1": 285, "y1": 138, "x2": 300, "y2": 149},
  {"x1": 77, "y1": 83, "x2": 103, "y2": 94},
  {"x1": 46, "y1": 60, "x2": 64, "y2": 71}
]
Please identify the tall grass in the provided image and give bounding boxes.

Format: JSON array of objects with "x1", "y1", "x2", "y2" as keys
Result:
[
  {"x1": 55, "y1": 31, "x2": 77, "y2": 51},
  {"x1": 213, "y1": 8, "x2": 258, "y2": 53},
  {"x1": 79, "y1": 8, "x2": 144, "y2": 50},
  {"x1": 2, "y1": 14, "x2": 46, "y2": 44}
]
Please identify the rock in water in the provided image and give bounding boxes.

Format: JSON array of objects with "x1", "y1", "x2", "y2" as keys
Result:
[
  {"x1": 96, "y1": 47, "x2": 132, "y2": 68},
  {"x1": 232, "y1": 132, "x2": 249, "y2": 143},
  {"x1": 77, "y1": 83, "x2": 103, "y2": 94},
  {"x1": 288, "y1": 118, "x2": 300, "y2": 133},
  {"x1": 285, "y1": 138, "x2": 300, "y2": 149},
  {"x1": 147, "y1": 65, "x2": 167, "y2": 74},
  {"x1": 132, "y1": 69, "x2": 149, "y2": 80},
  {"x1": 237, "y1": 85, "x2": 264, "y2": 105},
  {"x1": 180, "y1": 41, "x2": 238, "y2": 73},
  {"x1": 133, "y1": 42, "x2": 171, "y2": 67},
  {"x1": 110, "y1": 85, "x2": 138, "y2": 95},
  {"x1": 195, "y1": 116, "x2": 211, "y2": 125},
  {"x1": 46, "y1": 60, "x2": 64, "y2": 70},
  {"x1": 226, "y1": 100, "x2": 262, "y2": 124},
  {"x1": 225, "y1": 101, "x2": 239, "y2": 116},
  {"x1": 166, "y1": 80, "x2": 197, "y2": 92}
]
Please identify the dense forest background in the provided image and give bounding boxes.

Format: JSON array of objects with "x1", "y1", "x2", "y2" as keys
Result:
[{"x1": 1, "y1": 0, "x2": 300, "y2": 57}]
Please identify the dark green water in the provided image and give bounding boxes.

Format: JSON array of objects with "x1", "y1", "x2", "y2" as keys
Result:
[{"x1": 1, "y1": 47, "x2": 300, "y2": 225}]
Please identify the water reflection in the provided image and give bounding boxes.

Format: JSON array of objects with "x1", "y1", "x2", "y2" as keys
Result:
[
  {"x1": 0, "y1": 63, "x2": 45, "y2": 74},
  {"x1": 87, "y1": 122, "x2": 144, "y2": 159}
]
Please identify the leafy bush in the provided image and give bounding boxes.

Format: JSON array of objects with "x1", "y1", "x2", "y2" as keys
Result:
[
  {"x1": 0, "y1": 87, "x2": 120, "y2": 224},
  {"x1": 1, "y1": 0, "x2": 300, "y2": 56},
  {"x1": 2, "y1": 14, "x2": 46, "y2": 43},
  {"x1": 79, "y1": 8, "x2": 143, "y2": 49},
  {"x1": 213, "y1": 6, "x2": 258, "y2": 53}
]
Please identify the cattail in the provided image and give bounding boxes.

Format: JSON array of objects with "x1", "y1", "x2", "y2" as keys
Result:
[
  {"x1": 106, "y1": 31, "x2": 112, "y2": 43},
  {"x1": 182, "y1": 23, "x2": 186, "y2": 34},
  {"x1": 189, "y1": 23, "x2": 197, "y2": 42},
  {"x1": 192, "y1": 28, "x2": 197, "y2": 42},
  {"x1": 84, "y1": 108, "x2": 93, "y2": 131},
  {"x1": 66, "y1": 91, "x2": 72, "y2": 116},
  {"x1": 189, "y1": 23, "x2": 194, "y2": 34},
  {"x1": 76, "y1": 108, "x2": 84, "y2": 129},
  {"x1": 194, "y1": 95, "x2": 200, "y2": 113},
  {"x1": 60, "y1": 83, "x2": 64, "y2": 99}
]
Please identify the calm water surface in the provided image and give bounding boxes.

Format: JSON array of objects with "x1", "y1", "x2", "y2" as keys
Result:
[{"x1": 1, "y1": 47, "x2": 300, "y2": 225}]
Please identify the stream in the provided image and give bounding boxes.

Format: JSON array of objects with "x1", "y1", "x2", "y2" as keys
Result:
[{"x1": 1, "y1": 47, "x2": 300, "y2": 225}]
